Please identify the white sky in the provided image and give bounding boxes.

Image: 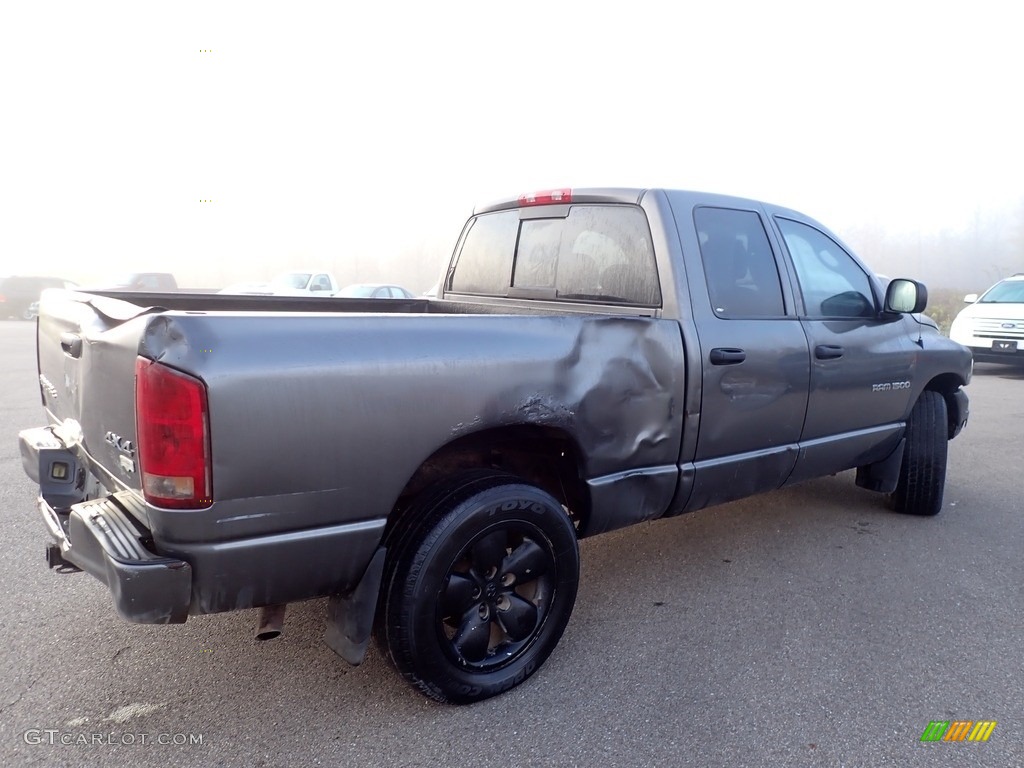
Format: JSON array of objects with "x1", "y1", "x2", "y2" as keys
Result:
[{"x1": 2, "y1": 0, "x2": 1021, "y2": 289}]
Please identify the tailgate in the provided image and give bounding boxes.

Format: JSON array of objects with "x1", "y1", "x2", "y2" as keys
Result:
[{"x1": 36, "y1": 289, "x2": 156, "y2": 494}]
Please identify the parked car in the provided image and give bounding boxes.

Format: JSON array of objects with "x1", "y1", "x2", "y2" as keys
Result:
[
  {"x1": 949, "y1": 273, "x2": 1024, "y2": 364},
  {"x1": 220, "y1": 271, "x2": 339, "y2": 296},
  {"x1": 0, "y1": 275, "x2": 77, "y2": 319},
  {"x1": 87, "y1": 272, "x2": 178, "y2": 291},
  {"x1": 336, "y1": 283, "x2": 415, "y2": 298},
  {"x1": 217, "y1": 281, "x2": 271, "y2": 295},
  {"x1": 19, "y1": 187, "x2": 971, "y2": 704}
]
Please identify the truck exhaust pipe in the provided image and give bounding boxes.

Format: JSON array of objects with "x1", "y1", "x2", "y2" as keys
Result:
[{"x1": 255, "y1": 604, "x2": 287, "y2": 641}]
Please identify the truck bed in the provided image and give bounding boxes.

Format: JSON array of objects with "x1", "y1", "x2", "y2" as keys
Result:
[
  {"x1": 31, "y1": 287, "x2": 684, "y2": 617},
  {"x1": 82, "y1": 289, "x2": 432, "y2": 315}
]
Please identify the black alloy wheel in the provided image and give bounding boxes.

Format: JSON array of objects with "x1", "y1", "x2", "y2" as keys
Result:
[
  {"x1": 437, "y1": 521, "x2": 557, "y2": 671},
  {"x1": 377, "y1": 471, "x2": 579, "y2": 704}
]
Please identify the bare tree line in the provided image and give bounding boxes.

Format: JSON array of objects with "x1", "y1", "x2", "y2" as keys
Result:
[{"x1": 844, "y1": 197, "x2": 1024, "y2": 292}]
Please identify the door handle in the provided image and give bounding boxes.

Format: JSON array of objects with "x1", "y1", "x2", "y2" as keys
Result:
[
  {"x1": 709, "y1": 347, "x2": 746, "y2": 365},
  {"x1": 60, "y1": 332, "x2": 83, "y2": 358},
  {"x1": 815, "y1": 344, "x2": 844, "y2": 360}
]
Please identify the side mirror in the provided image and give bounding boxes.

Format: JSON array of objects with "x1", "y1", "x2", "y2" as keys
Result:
[
  {"x1": 963, "y1": 293, "x2": 978, "y2": 304},
  {"x1": 884, "y1": 278, "x2": 928, "y2": 314}
]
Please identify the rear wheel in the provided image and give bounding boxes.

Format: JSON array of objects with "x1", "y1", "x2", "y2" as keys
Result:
[
  {"x1": 890, "y1": 390, "x2": 948, "y2": 516},
  {"x1": 378, "y1": 471, "x2": 579, "y2": 703}
]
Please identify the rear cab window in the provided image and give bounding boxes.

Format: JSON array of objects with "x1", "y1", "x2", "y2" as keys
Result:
[{"x1": 448, "y1": 204, "x2": 661, "y2": 307}]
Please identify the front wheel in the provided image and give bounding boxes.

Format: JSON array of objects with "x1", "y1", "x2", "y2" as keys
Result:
[
  {"x1": 379, "y1": 472, "x2": 579, "y2": 703},
  {"x1": 890, "y1": 390, "x2": 948, "y2": 516}
]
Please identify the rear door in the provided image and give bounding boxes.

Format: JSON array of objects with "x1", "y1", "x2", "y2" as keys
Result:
[{"x1": 674, "y1": 202, "x2": 811, "y2": 510}]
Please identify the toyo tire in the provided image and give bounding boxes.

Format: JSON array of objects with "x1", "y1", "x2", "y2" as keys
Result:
[
  {"x1": 378, "y1": 471, "x2": 579, "y2": 704},
  {"x1": 890, "y1": 390, "x2": 949, "y2": 516}
]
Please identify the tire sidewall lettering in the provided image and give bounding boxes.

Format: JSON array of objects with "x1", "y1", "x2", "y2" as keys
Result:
[{"x1": 497, "y1": 499, "x2": 545, "y2": 514}]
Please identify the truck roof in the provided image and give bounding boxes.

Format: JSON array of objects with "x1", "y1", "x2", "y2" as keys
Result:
[
  {"x1": 472, "y1": 187, "x2": 801, "y2": 217},
  {"x1": 474, "y1": 188, "x2": 646, "y2": 214}
]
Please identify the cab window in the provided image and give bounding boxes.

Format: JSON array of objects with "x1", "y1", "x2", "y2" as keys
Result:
[
  {"x1": 694, "y1": 207, "x2": 785, "y2": 318},
  {"x1": 451, "y1": 204, "x2": 660, "y2": 306},
  {"x1": 551, "y1": 206, "x2": 660, "y2": 306},
  {"x1": 776, "y1": 218, "x2": 875, "y2": 318},
  {"x1": 449, "y1": 211, "x2": 518, "y2": 295}
]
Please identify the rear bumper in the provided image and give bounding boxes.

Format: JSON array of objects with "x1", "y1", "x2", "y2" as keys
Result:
[
  {"x1": 39, "y1": 493, "x2": 193, "y2": 624},
  {"x1": 19, "y1": 425, "x2": 189, "y2": 623},
  {"x1": 20, "y1": 425, "x2": 387, "y2": 623}
]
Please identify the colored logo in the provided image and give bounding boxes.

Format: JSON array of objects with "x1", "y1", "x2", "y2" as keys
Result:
[{"x1": 920, "y1": 720, "x2": 996, "y2": 742}]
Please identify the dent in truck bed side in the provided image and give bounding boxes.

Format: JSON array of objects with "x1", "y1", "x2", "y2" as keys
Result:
[
  {"x1": 33, "y1": 305, "x2": 685, "y2": 614},
  {"x1": 32, "y1": 289, "x2": 686, "y2": 614},
  {"x1": 133, "y1": 310, "x2": 686, "y2": 548}
]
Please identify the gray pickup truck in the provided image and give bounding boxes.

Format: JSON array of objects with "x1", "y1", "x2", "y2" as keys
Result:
[{"x1": 19, "y1": 188, "x2": 972, "y2": 703}]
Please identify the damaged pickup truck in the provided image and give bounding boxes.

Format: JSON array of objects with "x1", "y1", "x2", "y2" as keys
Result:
[{"x1": 19, "y1": 188, "x2": 972, "y2": 703}]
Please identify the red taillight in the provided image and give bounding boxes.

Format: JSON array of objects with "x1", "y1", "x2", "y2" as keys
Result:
[
  {"x1": 135, "y1": 357, "x2": 212, "y2": 509},
  {"x1": 518, "y1": 188, "x2": 572, "y2": 206}
]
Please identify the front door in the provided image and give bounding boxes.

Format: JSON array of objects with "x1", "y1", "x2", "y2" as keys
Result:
[{"x1": 772, "y1": 216, "x2": 917, "y2": 483}]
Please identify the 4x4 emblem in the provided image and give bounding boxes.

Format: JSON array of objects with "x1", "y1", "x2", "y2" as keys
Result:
[{"x1": 104, "y1": 431, "x2": 135, "y2": 457}]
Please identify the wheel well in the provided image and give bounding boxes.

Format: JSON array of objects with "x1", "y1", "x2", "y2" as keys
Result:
[
  {"x1": 925, "y1": 372, "x2": 965, "y2": 392},
  {"x1": 392, "y1": 426, "x2": 588, "y2": 534},
  {"x1": 924, "y1": 373, "x2": 967, "y2": 438}
]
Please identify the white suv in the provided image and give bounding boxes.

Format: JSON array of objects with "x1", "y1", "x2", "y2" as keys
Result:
[{"x1": 950, "y1": 274, "x2": 1024, "y2": 364}]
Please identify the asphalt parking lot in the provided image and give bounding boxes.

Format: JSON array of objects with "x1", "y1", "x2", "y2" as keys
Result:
[{"x1": 1, "y1": 319, "x2": 1021, "y2": 767}]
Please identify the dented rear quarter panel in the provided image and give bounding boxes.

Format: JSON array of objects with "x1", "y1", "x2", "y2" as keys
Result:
[{"x1": 136, "y1": 310, "x2": 685, "y2": 545}]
